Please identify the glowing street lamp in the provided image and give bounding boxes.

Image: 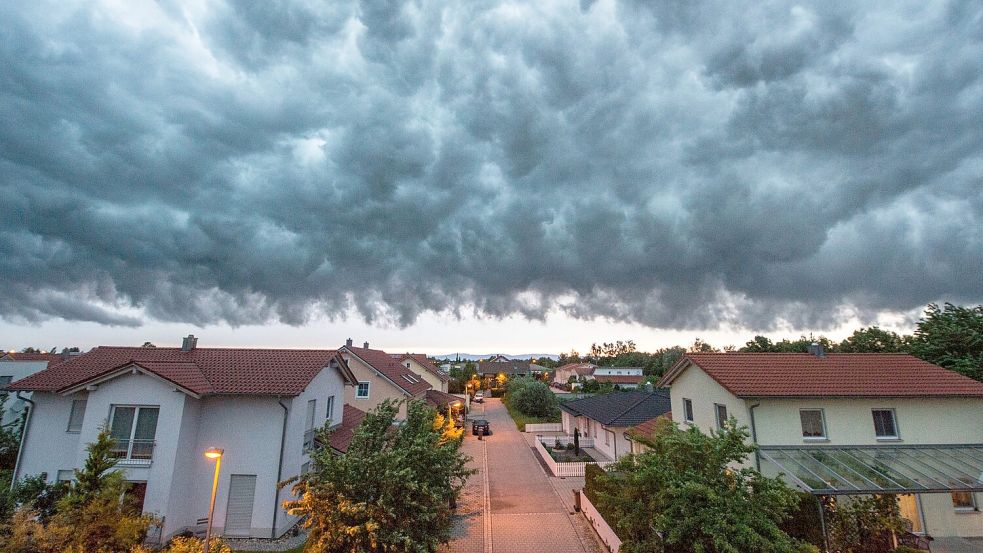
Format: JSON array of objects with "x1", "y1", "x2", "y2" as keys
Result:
[{"x1": 203, "y1": 448, "x2": 224, "y2": 552}]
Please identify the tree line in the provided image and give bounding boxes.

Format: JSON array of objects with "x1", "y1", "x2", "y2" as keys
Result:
[{"x1": 561, "y1": 303, "x2": 983, "y2": 383}]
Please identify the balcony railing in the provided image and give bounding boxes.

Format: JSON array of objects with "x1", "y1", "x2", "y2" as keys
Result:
[{"x1": 110, "y1": 439, "x2": 156, "y2": 466}]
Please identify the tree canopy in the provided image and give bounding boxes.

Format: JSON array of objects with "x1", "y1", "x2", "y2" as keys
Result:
[
  {"x1": 594, "y1": 420, "x2": 802, "y2": 553},
  {"x1": 286, "y1": 399, "x2": 473, "y2": 553}
]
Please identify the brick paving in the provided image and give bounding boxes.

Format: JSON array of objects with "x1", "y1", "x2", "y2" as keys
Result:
[{"x1": 442, "y1": 399, "x2": 604, "y2": 553}]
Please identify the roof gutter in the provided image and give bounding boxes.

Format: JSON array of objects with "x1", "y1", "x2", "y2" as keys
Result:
[
  {"x1": 273, "y1": 398, "x2": 289, "y2": 538},
  {"x1": 11, "y1": 392, "x2": 35, "y2": 486}
]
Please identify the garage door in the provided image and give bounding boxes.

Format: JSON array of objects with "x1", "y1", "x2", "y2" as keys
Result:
[{"x1": 224, "y1": 474, "x2": 257, "y2": 536}]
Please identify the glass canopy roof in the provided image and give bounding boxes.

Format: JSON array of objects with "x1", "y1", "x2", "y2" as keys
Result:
[{"x1": 758, "y1": 445, "x2": 983, "y2": 495}]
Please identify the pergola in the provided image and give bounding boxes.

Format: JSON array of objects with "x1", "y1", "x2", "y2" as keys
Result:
[{"x1": 758, "y1": 444, "x2": 983, "y2": 495}]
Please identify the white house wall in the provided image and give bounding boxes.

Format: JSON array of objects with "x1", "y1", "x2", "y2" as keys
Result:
[
  {"x1": 71, "y1": 372, "x2": 193, "y2": 538},
  {"x1": 14, "y1": 391, "x2": 82, "y2": 481},
  {"x1": 403, "y1": 358, "x2": 447, "y2": 393},
  {"x1": 192, "y1": 395, "x2": 286, "y2": 538}
]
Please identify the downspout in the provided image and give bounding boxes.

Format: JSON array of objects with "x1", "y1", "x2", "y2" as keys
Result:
[
  {"x1": 748, "y1": 402, "x2": 761, "y2": 471},
  {"x1": 273, "y1": 398, "x2": 289, "y2": 538},
  {"x1": 11, "y1": 392, "x2": 35, "y2": 487}
]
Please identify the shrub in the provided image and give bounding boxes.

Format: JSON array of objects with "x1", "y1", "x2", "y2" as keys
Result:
[
  {"x1": 160, "y1": 536, "x2": 233, "y2": 553},
  {"x1": 506, "y1": 377, "x2": 558, "y2": 418},
  {"x1": 779, "y1": 492, "x2": 825, "y2": 549}
]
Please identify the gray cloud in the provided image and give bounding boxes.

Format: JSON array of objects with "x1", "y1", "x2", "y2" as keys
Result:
[{"x1": 1, "y1": 0, "x2": 982, "y2": 331}]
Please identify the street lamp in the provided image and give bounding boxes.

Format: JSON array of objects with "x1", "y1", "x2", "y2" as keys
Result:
[{"x1": 203, "y1": 447, "x2": 224, "y2": 552}]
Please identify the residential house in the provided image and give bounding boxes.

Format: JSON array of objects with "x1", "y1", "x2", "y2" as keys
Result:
[
  {"x1": 477, "y1": 360, "x2": 531, "y2": 383},
  {"x1": 0, "y1": 352, "x2": 71, "y2": 426},
  {"x1": 325, "y1": 404, "x2": 368, "y2": 455},
  {"x1": 339, "y1": 341, "x2": 432, "y2": 418},
  {"x1": 393, "y1": 353, "x2": 450, "y2": 393},
  {"x1": 657, "y1": 349, "x2": 983, "y2": 541},
  {"x1": 553, "y1": 363, "x2": 596, "y2": 386},
  {"x1": 559, "y1": 389, "x2": 671, "y2": 461},
  {"x1": 592, "y1": 371, "x2": 646, "y2": 389},
  {"x1": 5, "y1": 336, "x2": 358, "y2": 541}
]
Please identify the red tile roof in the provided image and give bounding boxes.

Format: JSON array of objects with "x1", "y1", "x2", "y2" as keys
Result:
[
  {"x1": 393, "y1": 353, "x2": 450, "y2": 382},
  {"x1": 344, "y1": 346, "x2": 432, "y2": 395},
  {"x1": 328, "y1": 404, "x2": 368, "y2": 453},
  {"x1": 5, "y1": 346, "x2": 355, "y2": 396},
  {"x1": 661, "y1": 353, "x2": 983, "y2": 398},
  {"x1": 593, "y1": 374, "x2": 645, "y2": 385},
  {"x1": 629, "y1": 412, "x2": 672, "y2": 440}
]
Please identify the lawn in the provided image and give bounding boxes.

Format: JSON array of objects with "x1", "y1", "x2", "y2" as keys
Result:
[{"x1": 503, "y1": 396, "x2": 560, "y2": 431}]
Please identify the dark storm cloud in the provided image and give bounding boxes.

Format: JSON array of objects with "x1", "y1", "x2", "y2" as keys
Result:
[{"x1": 2, "y1": 0, "x2": 982, "y2": 330}]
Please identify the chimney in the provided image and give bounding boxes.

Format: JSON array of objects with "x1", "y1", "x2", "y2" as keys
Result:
[
  {"x1": 181, "y1": 334, "x2": 198, "y2": 352},
  {"x1": 807, "y1": 342, "x2": 825, "y2": 357},
  {"x1": 345, "y1": 338, "x2": 353, "y2": 347},
  {"x1": 363, "y1": 341, "x2": 369, "y2": 349}
]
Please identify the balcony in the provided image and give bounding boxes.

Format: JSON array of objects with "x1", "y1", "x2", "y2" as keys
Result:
[{"x1": 110, "y1": 439, "x2": 156, "y2": 467}]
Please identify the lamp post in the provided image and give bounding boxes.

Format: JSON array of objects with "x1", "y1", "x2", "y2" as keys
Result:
[{"x1": 203, "y1": 447, "x2": 224, "y2": 552}]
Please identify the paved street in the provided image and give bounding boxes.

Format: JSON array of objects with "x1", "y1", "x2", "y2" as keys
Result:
[{"x1": 442, "y1": 399, "x2": 603, "y2": 553}]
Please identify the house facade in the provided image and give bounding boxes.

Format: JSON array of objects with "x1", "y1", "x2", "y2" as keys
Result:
[
  {"x1": 394, "y1": 353, "x2": 450, "y2": 393},
  {"x1": 553, "y1": 363, "x2": 596, "y2": 386},
  {"x1": 6, "y1": 338, "x2": 357, "y2": 541},
  {"x1": 658, "y1": 351, "x2": 983, "y2": 540},
  {"x1": 339, "y1": 342, "x2": 432, "y2": 418},
  {"x1": 559, "y1": 389, "x2": 671, "y2": 461}
]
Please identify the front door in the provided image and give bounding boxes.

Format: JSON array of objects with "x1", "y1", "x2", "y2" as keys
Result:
[{"x1": 897, "y1": 494, "x2": 925, "y2": 534}]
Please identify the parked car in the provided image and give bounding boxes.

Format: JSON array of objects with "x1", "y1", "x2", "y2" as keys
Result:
[
  {"x1": 473, "y1": 391, "x2": 484, "y2": 403},
  {"x1": 471, "y1": 419, "x2": 490, "y2": 436}
]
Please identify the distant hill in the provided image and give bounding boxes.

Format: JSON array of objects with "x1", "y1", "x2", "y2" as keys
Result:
[{"x1": 432, "y1": 353, "x2": 559, "y2": 361}]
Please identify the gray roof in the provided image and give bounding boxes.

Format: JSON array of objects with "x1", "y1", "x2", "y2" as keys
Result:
[
  {"x1": 477, "y1": 360, "x2": 531, "y2": 375},
  {"x1": 559, "y1": 389, "x2": 671, "y2": 427}
]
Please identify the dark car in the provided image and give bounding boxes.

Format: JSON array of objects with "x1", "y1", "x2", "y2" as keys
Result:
[{"x1": 471, "y1": 419, "x2": 490, "y2": 436}]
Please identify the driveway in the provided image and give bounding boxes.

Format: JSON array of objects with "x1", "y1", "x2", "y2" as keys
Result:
[{"x1": 442, "y1": 399, "x2": 603, "y2": 553}]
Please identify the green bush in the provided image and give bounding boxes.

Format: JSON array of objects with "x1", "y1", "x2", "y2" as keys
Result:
[{"x1": 505, "y1": 377, "x2": 558, "y2": 418}]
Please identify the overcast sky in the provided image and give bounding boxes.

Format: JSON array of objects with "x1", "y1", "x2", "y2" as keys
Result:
[{"x1": 2, "y1": 1, "x2": 982, "y2": 353}]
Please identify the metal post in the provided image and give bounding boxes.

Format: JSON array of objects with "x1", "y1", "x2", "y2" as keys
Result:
[
  {"x1": 817, "y1": 495, "x2": 830, "y2": 553},
  {"x1": 204, "y1": 455, "x2": 222, "y2": 552}
]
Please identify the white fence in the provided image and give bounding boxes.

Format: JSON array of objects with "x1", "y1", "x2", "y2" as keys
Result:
[
  {"x1": 580, "y1": 490, "x2": 622, "y2": 553},
  {"x1": 524, "y1": 422, "x2": 563, "y2": 433},
  {"x1": 534, "y1": 436, "x2": 612, "y2": 477},
  {"x1": 539, "y1": 434, "x2": 595, "y2": 448}
]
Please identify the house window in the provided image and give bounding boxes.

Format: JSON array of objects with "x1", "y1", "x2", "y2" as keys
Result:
[
  {"x1": 67, "y1": 398, "x2": 87, "y2": 432},
  {"x1": 683, "y1": 398, "x2": 694, "y2": 423},
  {"x1": 108, "y1": 405, "x2": 159, "y2": 464},
  {"x1": 56, "y1": 470, "x2": 74, "y2": 482},
  {"x1": 605, "y1": 429, "x2": 610, "y2": 446},
  {"x1": 952, "y1": 492, "x2": 978, "y2": 511},
  {"x1": 872, "y1": 409, "x2": 899, "y2": 439},
  {"x1": 0, "y1": 376, "x2": 12, "y2": 386},
  {"x1": 301, "y1": 462, "x2": 310, "y2": 475},
  {"x1": 356, "y1": 382, "x2": 370, "y2": 399},
  {"x1": 325, "y1": 395, "x2": 335, "y2": 424},
  {"x1": 303, "y1": 399, "x2": 316, "y2": 453},
  {"x1": 714, "y1": 404, "x2": 728, "y2": 429},
  {"x1": 799, "y1": 409, "x2": 827, "y2": 439}
]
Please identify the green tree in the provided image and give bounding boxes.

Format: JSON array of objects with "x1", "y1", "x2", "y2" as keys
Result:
[
  {"x1": 597, "y1": 421, "x2": 801, "y2": 553},
  {"x1": 838, "y1": 327, "x2": 908, "y2": 353},
  {"x1": 505, "y1": 377, "x2": 557, "y2": 418},
  {"x1": 0, "y1": 426, "x2": 154, "y2": 552},
  {"x1": 909, "y1": 303, "x2": 983, "y2": 381},
  {"x1": 286, "y1": 399, "x2": 474, "y2": 553}
]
